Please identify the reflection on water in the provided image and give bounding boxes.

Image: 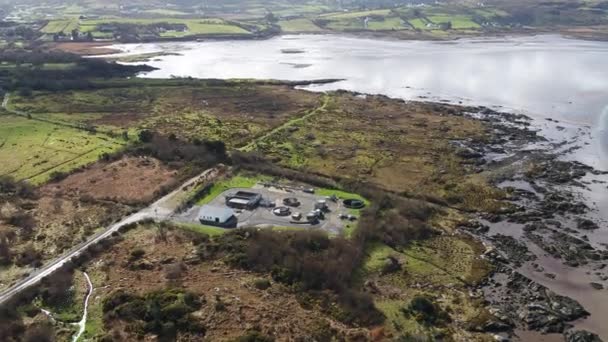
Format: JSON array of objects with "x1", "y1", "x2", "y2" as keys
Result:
[{"x1": 108, "y1": 34, "x2": 608, "y2": 166}]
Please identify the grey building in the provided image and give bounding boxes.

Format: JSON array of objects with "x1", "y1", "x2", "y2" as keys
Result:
[
  {"x1": 225, "y1": 191, "x2": 262, "y2": 210},
  {"x1": 198, "y1": 205, "x2": 237, "y2": 228}
]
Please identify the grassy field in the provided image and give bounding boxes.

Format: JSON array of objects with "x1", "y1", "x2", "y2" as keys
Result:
[
  {"x1": 78, "y1": 18, "x2": 251, "y2": 36},
  {"x1": 144, "y1": 8, "x2": 189, "y2": 16},
  {"x1": 196, "y1": 174, "x2": 270, "y2": 205},
  {"x1": 428, "y1": 15, "x2": 481, "y2": 29},
  {"x1": 367, "y1": 17, "x2": 406, "y2": 30},
  {"x1": 0, "y1": 114, "x2": 123, "y2": 184},
  {"x1": 175, "y1": 222, "x2": 228, "y2": 236},
  {"x1": 408, "y1": 17, "x2": 430, "y2": 29},
  {"x1": 278, "y1": 18, "x2": 322, "y2": 32},
  {"x1": 41, "y1": 18, "x2": 79, "y2": 34},
  {"x1": 321, "y1": 9, "x2": 392, "y2": 19},
  {"x1": 326, "y1": 16, "x2": 408, "y2": 31}
]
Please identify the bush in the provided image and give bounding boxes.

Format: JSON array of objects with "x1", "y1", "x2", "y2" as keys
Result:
[
  {"x1": 0, "y1": 176, "x2": 36, "y2": 199},
  {"x1": 129, "y1": 248, "x2": 146, "y2": 261},
  {"x1": 39, "y1": 267, "x2": 74, "y2": 307},
  {"x1": 402, "y1": 295, "x2": 451, "y2": 326},
  {"x1": 138, "y1": 130, "x2": 154, "y2": 143},
  {"x1": 236, "y1": 331, "x2": 275, "y2": 342},
  {"x1": 102, "y1": 288, "x2": 204, "y2": 339},
  {"x1": 0, "y1": 238, "x2": 12, "y2": 266},
  {"x1": 356, "y1": 195, "x2": 435, "y2": 248},
  {"x1": 7, "y1": 211, "x2": 36, "y2": 233},
  {"x1": 253, "y1": 278, "x2": 271, "y2": 290},
  {"x1": 0, "y1": 306, "x2": 25, "y2": 342},
  {"x1": 48, "y1": 171, "x2": 68, "y2": 182},
  {"x1": 23, "y1": 322, "x2": 55, "y2": 342},
  {"x1": 14, "y1": 244, "x2": 42, "y2": 267}
]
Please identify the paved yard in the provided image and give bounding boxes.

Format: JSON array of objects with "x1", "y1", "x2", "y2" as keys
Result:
[{"x1": 173, "y1": 184, "x2": 357, "y2": 234}]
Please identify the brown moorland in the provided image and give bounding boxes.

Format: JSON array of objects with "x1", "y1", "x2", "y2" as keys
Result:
[{"x1": 41, "y1": 156, "x2": 177, "y2": 205}]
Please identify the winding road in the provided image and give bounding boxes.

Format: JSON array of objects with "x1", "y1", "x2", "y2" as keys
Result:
[{"x1": 0, "y1": 167, "x2": 220, "y2": 306}]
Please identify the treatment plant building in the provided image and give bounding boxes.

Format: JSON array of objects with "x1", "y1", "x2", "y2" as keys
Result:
[
  {"x1": 225, "y1": 191, "x2": 262, "y2": 210},
  {"x1": 198, "y1": 205, "x2": 237, "y2": 228}
]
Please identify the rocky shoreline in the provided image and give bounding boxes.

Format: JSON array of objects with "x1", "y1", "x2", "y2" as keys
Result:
[{"x1": 452, "y1": 105, "x2": 607, "y2": 341}]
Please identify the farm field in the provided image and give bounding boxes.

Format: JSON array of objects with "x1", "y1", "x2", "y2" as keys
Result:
[
  {"x1": 278, "y1": 18, "x2": 322, "y2": 32},
  {"x1": 367, "y1": 17, "x2": 406, "y2": 30},
  {"x1": 428, "y1": 15, "x2": 481, "y2": 29},
  {"x1": 40, "y1": 19, "x2": 79, "y2": 34},
  {"x1": 39, "y1": 17, "x2": 255, "y2": 39},
  {"x1": 78, "y1": 18, "x2": 252, "y2": 36},
  {"x1": 320, "y1": 9, "x2": 392, "y2": 19},
  {"x1": 408, "y1": 17, "x2": 430, "y2": 29},
  {"x1": 0, "y1": 114, "x2": 124, "y2": 184}
]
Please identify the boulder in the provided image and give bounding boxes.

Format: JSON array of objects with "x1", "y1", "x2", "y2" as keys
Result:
[
  {"x1": 577, "y1": 219, "x2": 599, "y2": 231},
  {"x1": 381, "y1": 256, "x2": 402, "y2": 275},
  {"x1": 589, "y1": 282, "x2": 604, "y2": 290},
  {"x1": 564, "y1": 330, "x2": 603, "y2": 342}
]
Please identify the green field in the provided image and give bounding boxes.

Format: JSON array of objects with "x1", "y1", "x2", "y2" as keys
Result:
[
  {"x1": 41, "y1": 18, "x2": 79, "y2": 33},
  {"x1": 272, "y1": 4, "x2": 331, "y2": 17},
  {"x1": 321, "y1": 9, "x2": 392, "y2": 19},
  {"x1": 367, "y1": 17, "x2": 406, "y2": 30},
  {"x1": 321, "y1": 14, "x2": 406, "y2": 32},
  {"x1": 0, "y1": 114, "x2": 123, "y2": 184},
  {"x1": 326, "y1": 19, "x2": 364, "y2": 31},
  {"x1": 278, "y1": 18, "x2": 322, "y2": 32},
  {"x1": 176, "y1": 222, "x2": 227, "y2": 236},
  {"x1": 196, "y1": 174, "x2": 270, "y2": 205},
  {"x1": 78, "y1": 18, "x2": 251, "y2": 36},
  {"x1": 144, "y1": 9, "x2": 189, "y2": 16},
  {"x1": 408, "y1": 18, "x2": 430, "y2": 29},
  {"x1": 428, "y1": 15, "x2": 481, "y2": 29}
]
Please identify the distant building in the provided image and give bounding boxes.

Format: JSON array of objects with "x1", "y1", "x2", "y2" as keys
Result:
[
  {"x1": 225, "y1": 191, "x2": 262, "y2": 210},
  {"x1": 198, "y1": 205, "x2": 237, "y2": 228}
]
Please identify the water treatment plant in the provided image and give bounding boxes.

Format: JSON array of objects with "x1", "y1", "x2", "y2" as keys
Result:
[{"x1": 174, "y1": 180, "x2": 366, "y2": 234}]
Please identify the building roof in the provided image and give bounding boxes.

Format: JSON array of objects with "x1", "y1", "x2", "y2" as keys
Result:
[
  {"x1": 198, "y1": 205, "x2": 235, "y2": 223},
  {"x1": 228, "y1": 198, "x2": 251, "y2": 205}
]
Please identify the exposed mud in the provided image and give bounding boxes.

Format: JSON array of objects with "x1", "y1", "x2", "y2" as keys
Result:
[{"x1": 454, "y1": 106, "x2": 608, "y2": 341}]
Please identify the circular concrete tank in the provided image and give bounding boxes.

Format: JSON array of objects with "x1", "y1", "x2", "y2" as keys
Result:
[{"x1": 343, "y1": 198, "x2": 365, "y2": 209}]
